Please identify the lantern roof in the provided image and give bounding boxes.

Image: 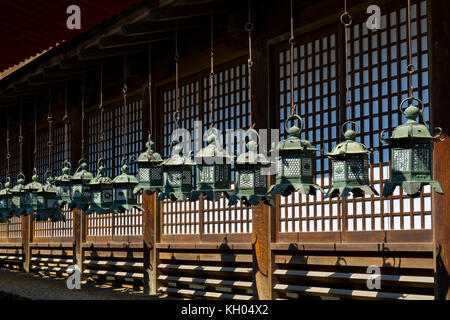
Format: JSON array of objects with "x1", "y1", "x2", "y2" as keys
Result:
[
  {"x1": 0, "y1": 179, "x2": 12, "y2": 196},
  {"x1": 23, "y1": 172, "x2": 42, "y2": 191},
  {"x1": 72, "y1": 161, "x2": 94, "y2": 181},
  {"x1": 383, "y1": 105, "x2": 440, "y2": 142},
  {"x1": 137, "y1": 136, "x2": 163, "y2": 163},
  {"x1": 90, "y1": 166, "x2": 113, "y2": 185},
  {"x1": 327, "y1": 129, "x2": 371, "y2": 157},
  {"x1": 54, "y1": 165, "x2": 72, "y2": 183},
  {"x1": 236, "y1": 140, "x2": 270, "y2": 165},
  {"x1": 112, "y1": 163, "x2": 138, "y2": 184},
  {"x1": 194, "y1": 133, "x2": 233, "y2": 160},
  {"x1": 37, "y1": 177, "x2": 57, "y2": 194},
  {"x1": 163, "y1": 143, "x2": 196, "y2": 166}
]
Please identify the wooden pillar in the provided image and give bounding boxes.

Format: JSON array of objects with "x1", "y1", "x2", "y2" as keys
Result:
[
  {"x1": 142, "y1": 192, "x2": 160, "y2": 295},
  {"x1": 21, "y1": 216, "x2": 32, "y2": 272},
  {"x1": 429, "y1": 0, "x2": 450, "y2": 300}
]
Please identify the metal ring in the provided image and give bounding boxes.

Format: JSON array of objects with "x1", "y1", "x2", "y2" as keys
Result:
[
  {"x1": 97, "y1": 158, "x2": 104, "y2": 168},
  {"x1": 379, "y1": 129, "x2": 389, "y2": 145},
  {"x1": 341, "y1": 120, "x2": 360, "y2": 136},
  {"x1": 284, "y1": 113, "x2": 304, "y2": 134},
  {"x1": 17, "y1": 172, "x2": 26, "y2": 181},
  {"x1": 6, "y1": 154, "x2": 10, "y2": 159},
  {"x1": 288, "y1": 36, "x2": 295, "y2": 45},
  {"x1": 44, "y1": 169, "x2": 52, "y2": 181},
  {"x1": 399, "y1": 96, "x2": 424, "y2": 115},
  {"x1": 433, "y1": 127, "x2": 446, "y2": 142},
  {"x1": 406, "y1": 64, "x2": 415, "y2": 74},
  {"x1": 245, "y1": 127, "x2": 260, "y2": 145},
  {"x1": 244, "y1": 22, "x2": 254, "y2": 32},
  {"x1": 63, "y1": 161, "x2": 71, "y2": 169},
  {"x1": 340, "y1": 11, "x2": 352, "y2": 26}
]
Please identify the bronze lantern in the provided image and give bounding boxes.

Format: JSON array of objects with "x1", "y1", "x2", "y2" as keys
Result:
[
  {"x1": 0, "y1": 179, "x2": 13, "y2": 222},
  {"x1": 325, "y1": 121, "x2": 378, "y2": 198},
  {"x1": 54, "y1": 162, "x2": 73, "y2": 207},
  {"x1": 87, "y1": 159, "x2": 114, "y2": 215},
  {"x1": 134, "y1": 135, "x2": 163, "y2": 196},
  {"x1": 228, "y1": 129, "x2": 273, "y2": 207},
  {"x1": 110, "y1": 158, "x2": 143, "y2": 214},
  {"x1": 190, "y1": 131, "x2": 233, "y2": 202},
  {"x1": 380, "y1": 97, "x2": 444, "y2": 197},
  {"x1": 34, "y1": 174, "x2": 64, "y2": 222},
  {"x1": 68, "y1": 159, "x2": 93, "y2": 211},
  {"x1": 268, "y1": 114, "x2": 324, "y2": 197}
]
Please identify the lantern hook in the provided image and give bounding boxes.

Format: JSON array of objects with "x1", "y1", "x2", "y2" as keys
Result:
[
  {"x1": 284, "y1": 114, "x2": 304, "y2": 136},
  {"x1": 433, "y1": 127, "x2": 446, "y2": 142},
  {"x1": 341, "y1": 120, "x2": 360, "y2": 136},
  {"x1": 379, "y1": 129, "x2": 389, "y2": 145}
]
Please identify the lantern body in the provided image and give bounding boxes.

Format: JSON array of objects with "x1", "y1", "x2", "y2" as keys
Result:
[
  {"x1": 54, "y1": 165, "x2": 72, "y2": 207},
  {"x1": 34, "y1": 178, "x2": 64, "y2": 222},
  {"x1": 325, "y1": 128, "x2": 378, "y2": 198},
  {"x1": 11, "y1": 174, "x2": 32, "y2": 216},
  {"x1": 381, "y1": 102, "x2": 443, "y2": 197},
  {"x1": 158, "y1": 144, "x2": 195, "y2": 201},
  {"x1": 68, "y1": 161, "x2": 93, "y2": 210},
  {"x1": 134, "y1": 137, "x2": 164, "y2": 195},
  {"x1": 228, "y1": 139, "x2": 273, "y2": 207},
  {"x1": 191, "y1": 133, "x2": 233, "y2": 202},
  {"x1": 110, "y1": 163, "x2": 143, "y2": 213},
  {"x1": 0, "y1": 179, "x2": 13, "y2": 222},
  {"x1": 87, "y1": 165, "x2": 113, "y2": 215},
  {"x1": 268, "y1": 118, "x2": 324, "y2": 197}
]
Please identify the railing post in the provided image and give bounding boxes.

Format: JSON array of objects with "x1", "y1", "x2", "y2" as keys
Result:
[
  {"x1": 143, "y1": 192, "x2": 160, "y2": 295},
  {"x1": 429, "y1": 0, "x2": 450, "y2": 300},
  {"x1": 21, "y1": 215, "x2": 32, "y2": 273}
]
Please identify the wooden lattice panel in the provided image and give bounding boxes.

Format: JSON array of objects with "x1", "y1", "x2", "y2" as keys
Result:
[
  {"x1": 87, "y1": 97, "x2": 143, "y2": 237},
  {"x1": 160, "y1": 58, "x2": 253, "y2": 236},
  {"x1": 34, "y1": 123, "x2": 73, "y2": 238},
  {"x1": 275, "y1": 0, "x2": 431, "y2": 233}
]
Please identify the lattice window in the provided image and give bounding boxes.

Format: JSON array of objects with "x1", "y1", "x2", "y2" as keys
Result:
[
  {"x1": 160, "y1": 58, "x2": 253, "y2": 236},
  {"x1": 87, "y1": 97, "x2": 143, "y2": 237},
  {"x1": 34, "y1": 123, "x2": 73, "y2": 238},
  {"x1": 276, "y1": 0, "x2": 431, "y2": 233}
]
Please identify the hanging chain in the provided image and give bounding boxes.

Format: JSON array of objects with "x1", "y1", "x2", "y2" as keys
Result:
[
  {"x1": 209, "y1": 13, "x2": 215, "y2": 128},
  {"x1": 340, "y1": 1, "x2": 352, "y2": 120},
  {"x1": 99, "y1": 62, "x2": 105, "y2": 161},
  {"x1": 6, "y1": 111, "x2": 10, "y2": 179},
  {"x1": 174, "y1": 21, "x2": 180, "y2": 130},
  {"x1": 148, "y1": 43, "x2": 153, "y2": 136},
  {"x1": 47, "y1": 89, "x2": 54, "y2": 175},
  {"x1": 18, "y1": 103, "x2": 23, "y2": 174},
  {"x1": 81, "y1": 73, "x2": 86, "y2": 160},
  {"x1": 64, "y1": 81, "x2": 69, "y2": 164},
  {"x1": 123, "y1": 55, "x2": 128, "y2": 161},
  {"x1": 246, "y1": 0, "x2": 254, "y2": 129},
  {"x1": 406, "y1": 0, "x2": 415, "y2": 99},
  {"x1": 289, "y1": 0, "x2": 296, "y2": 117}
]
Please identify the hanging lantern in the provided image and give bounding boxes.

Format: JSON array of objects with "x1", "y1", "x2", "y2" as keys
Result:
[
  {"x1": 87, "y1": 159, "x2": 114, "y2": 215},
  {"x1": 34, "y1": 174, "x2": 64, "y2": 222},
  {"x1": 133, "y1": 135, "x2": 163, "y2": 196},
  {"x1": 325, "y1": 121, "x2": 378, "y2": 198},
  {"x1": 10, "y1": 173, "x2": 32, "y2": 216},
  {"x1": 158, "y1": 141, "x2": 196, "y2": 201},
  {"x1": 191, "y1": 131, "x2": 233, "y2": 202},
  {"x1": 228, "y1": 129, "x2": 273, "y2": 207},
  {"x1": 380, "y1": 98, "x2": 444, "y2": 197},
  {"x1": 68, "y1": 159, "x2": 93, "y2": 211},
  {"x1": 22, "y1": 170, "x2": 43, "y2": 216},
  {"x1": 268, "y1": 115, "x2": 324, "y2": 197},
  {"x1": 0, "y1": 179, "x2": 13, "y2": 222},
  {"x1": 54, "y1": 162, "x2": 73, "y2": 207},
  {"x1": 110, "y1": 158, "x2": 143, "y2": 213}
]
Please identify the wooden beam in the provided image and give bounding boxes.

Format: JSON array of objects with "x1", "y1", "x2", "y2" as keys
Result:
[
  {"x1": 429, "y1": 0, "x2": 450, "y2": 300},
  {"x1": 98, "y1": 32, "x2": 173, "y2": 49},
  {"x1": 148, "y1": 1, "x2": 229, "y2": 21},
  {"x1": 121, "y1": 16, "x2": 209, "y2": 36},
  {"x1": 77, "y1": 44, "x2": 148, "y2": 61}
]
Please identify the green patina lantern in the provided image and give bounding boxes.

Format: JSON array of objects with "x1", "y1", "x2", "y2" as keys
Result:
[
  {"x1": 325, "y1": 121, "x2": 378, "y2": 198},
  {"x1": 110, "y1": 158, "x2": 143, "y2": 213},
  {"x1": 0, "y1": 180, "x2": 13, "y2": 222},
  {"x1": 86, "y1": 159, "x2": 114, "y2": 215},
  {"x1": 268, "y1": 114, "x2": 324, "y2": 197},
  {"x1": 158, "y1": 141, "x2": 196, "y2": 201},
  {"x1": 69, "y1": 159, "x2": 93, "y2": 211},
  {"x1": 380, "y1": 97, "x2": 444, "y2": 197},
  {"x1": 134, "y1": 135, "x2": 163, "y2": 196},
  {"x1": 191, "y1": 131, "x2": 233, "y2": 202},
  {"x1": 34, "y1": 174, "x2": 65, "y2": 222},
  {"x1": 23, "y1": 169, "x2": 43, "y2": 216},
  {"x1": 10, "y1": 173, "x2": 32, "y2": 216},
  {"x1": 228, "y1": 129, "x2": 273, "y2": 207},
  {"x1": 54, "y1": 162, "x2": 73, "y2": 207}
]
